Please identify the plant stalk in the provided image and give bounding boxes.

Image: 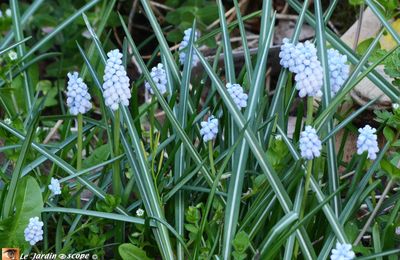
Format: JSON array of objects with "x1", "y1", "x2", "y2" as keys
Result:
[
  {"x1": 76, "y1": 113, "x2": 83, "y2": 208},
  {"x1": 112, "y1": 108, "x2": 122, "y2": 196}
]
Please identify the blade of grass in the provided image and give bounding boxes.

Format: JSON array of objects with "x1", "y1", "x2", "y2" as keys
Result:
[
  {"x1": 232, "y1": 0, "x2": 253, "y2": 79},
  {"x1": 366, "y1": 0, "x2": 400, "y2": 44},
  {"x1": 42, "y1": 207, "x2": 147, "y2": 225},
  {"x1": 193, "y1": 121, "x2": 249, "y2": 260},
  {"x1": 314, "y1": 0, "x2": 340, "y2": 216},
  {"x1": 2, "y1": 109, "x2": 39, "y2": 217},
  {"x1": 276, "y1": 125, "x2": 348, "y2": 243},
  {"x1": 10, "y1": 0, "x2": 33, "y2": 113},
  {"x1": 314, "y1": 31, "x2": 394, "y2": 129},
  {"x1": 259, "y1": 212, "x2": 299, "y2": 256},
  {"x1": 77, "y1": 41, "x2": 174, "y2": 259},
  {"x1": 121, "y1": 107, "x2": 175, "y2": 259},
  {"x1": 118, "y1": 14, "x2": 225, "y2": 202},
  {"x1": 0, "y1": 0, "x2": 43, "y2": 48},
  {"x1": 195, "y1": 46, "x2": 318, "y2": 259},
  {"x1": 23, "y1": 0, "x2": 100, "y2": 59},
  {"x1": 0, "y1": 37, "x2": 31, "y2": 56},
  {"x1": 0, "y1": 122, "x2": 129, "y2": 215},
  {"x1": 221, "y1": 8, "x2": 275, "y2": 259},
  {"x1": 174, "y1": 19, "x2": 196, "y2": 260}
]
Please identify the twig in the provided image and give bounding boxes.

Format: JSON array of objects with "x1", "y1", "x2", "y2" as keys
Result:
[
  {"x1": 206, "y1": 0, "x2": 246, "y2": 30},
  {"x1": 353, "y1": 4, "x2": 365, "y2": 51},
  {"x1": 150, "y1": 1, "x2": 174, "y2": 11},
  {"x1": 128, "y1": 0, "x2": 139, "y2": 34},
  {"x1": 354, "y1": 179, "x2": 394, "y2": 245},
  {"x1": 43, "y1": 120, "x2": 63, "y2": 144}
]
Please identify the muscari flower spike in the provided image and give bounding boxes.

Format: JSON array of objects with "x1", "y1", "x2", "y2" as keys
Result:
[
  {"x1": 48, "y1": 177, "x2": 61, "y2": 196},
  {"x1": 179, "y1": 28, "x2": 199, "y2": 67},
  {"x1": 226, "y1": 83, "x2": 248, "y2": 109},
  {"x1": 279, "y1": 38, "x2": 323, "y2": 98},
  {"x1": 299, "y1": 125, "x2": 322, "y2": 160},
  {"x1": 327, "y1": 48, "x2": 350, "y2": 96},
  {"x1": 357, "y1": 125, "x2": 379, "y2": 160},
  {"x1": 24, "y1": 217, "x2": 44, "y2": 246},
  {"x1": 145, "y1": 63, "x2": 167, "y2": 95},
  {"x1": 200, "y1": 116, "x2": 218, "y2": 142},
  {"x1": 66, "y1": 72, "x2": 92, "y2": 116},
  {"x1": 330, "y1": 242, "x2": 355, "y2": 260},
  {"x1": 103, "y1": 49, "x2": 131, "y2": 111}
]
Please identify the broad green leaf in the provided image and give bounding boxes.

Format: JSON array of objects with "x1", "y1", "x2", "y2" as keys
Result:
[
  {"x1": 82, "y1": 144, "x2": 110, "y2": 169},
  {"x1": 118, "y1": 243, "x2": 152, "y2": 260},
  {"x1": 0, "y1": 176, "x2": 43, "y2": 250}
]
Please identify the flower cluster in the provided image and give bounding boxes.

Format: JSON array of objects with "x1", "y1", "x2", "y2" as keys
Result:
[
  {"x1": 279, "y1": 38, "x2": 323, "y2": 98},
  {"x1": 299, "y1": 126, "x2": 322, "y2": 160},
  {"x1": 24, "y1": 217, "x2": 44, "y2": 246},
  {"x1": 327, "y1": 48, "x2": 349, "y2": 96},
  {"x1": 103, "y1": 49, "x2": 131, "y2": 110},
  {"x1": 200, "y1": 116, "x2": 218, "y2": 142},
  {"x1": 66, "y1": 72, "x2": 92, "y2": 115},
  {"x1": 330, "y1": 242, "x2": 355, "y2": 260},
  {"x1": 48, "y1": 178, "x2": 61, "y2": 196},
  {"x1": 357, "y1": 125, "x2": 379, "y2": 160},
  {"x1": 145, "y1": 63, "x2": 167, "y2": 95},
  {"x1": 179, "y1": 28, "x2": 199, "y2": 67},
  {"x1": 226, "y1": 83, "x2": 248, "y2": 109}
]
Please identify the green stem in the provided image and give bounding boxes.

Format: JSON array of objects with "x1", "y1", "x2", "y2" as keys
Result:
[
  {"x1": 112, "y1": 108, "x2": 122, "y2": 196},
  {"x1": 306, "y1": 96, "x2": 314, "y2": 125},
  {"x1": 76, "y1": 113, "x2": 83, "y2": 208},
  {"x1": 301, "y1": 96, "x2": 315, "y2": 217},
  {"x1": 208, "y1": 141, "x2": 216, "y2": 177},
  {"x1": 294, "y1": 96, "x2": 314, "y2": 258}
]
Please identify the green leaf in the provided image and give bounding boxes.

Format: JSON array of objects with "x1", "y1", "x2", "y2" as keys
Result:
[
  {"x1": 344, "y1": 221, "x2": 359, "y2": 242},
  {"x1": 118, "y1": 243, "x2": 152, "y2": 260},
  {"x1": 82, "y1": 144, "x2": 110, "y2": 169},
  {"x1": 0, "y1": 176, "x2": 43, "y2": 250},
  {"x1": 232, "y1": 231, "x2": 250, "y2": 253},
  {"x1": 383, "y1": 126, "x2": 395, "y2": 142},
  {"x1": 349, "y1": 0, "x2": 365, "y2": 5},
  {"x1": 380, "y1": 158, "x2": 400, "y2": 179}
]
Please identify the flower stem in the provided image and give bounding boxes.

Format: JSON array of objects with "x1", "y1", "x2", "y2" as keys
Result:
[
  {"x1": 76, "y1": 113, "x2": 83, "y2": 208},
  {"x1": 294, "y1": 96, "x2": 314, "y2": 258},
  {"x1": 208, "y1": 141, "x2": 216, "y2": 177},
  {"x1": 112, "y1": 108, "x2": 122, "y2": 196}
]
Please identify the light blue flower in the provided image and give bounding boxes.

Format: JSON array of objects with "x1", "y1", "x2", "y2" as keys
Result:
[
  {"x1": 200, "y1": 116, "x2": 218, "y2": 142},
  {"x1": 145, "y1": 63, "x2": 167, "y2": 95},
  {"x1": 226, "y1": 83, "x2": 248, "y2": 109},
  {"x1": 179, "y1": 28, "x2": 199, "y2": 67},
  {"x1": 279, "y1": 38, "x2": 323, "y2": 98},
  {"x1": 66, "y1": 72, "x2": 92, "y2": 116},
  {"x1": 24, "y1": 217, "x2": 44, "y2": 246},
  {"x1": 279, "y1": 38, "x2": 295, "y2": 68},
  {"x1": 299, "y1": 125, "x2": 322, "y2": 160},
  {"x1": 328, "y1": 49, "x2": 349, "y2": 96},
  {"x1": 357, "y1": 125, "x2": 379, "y2": 160},
  {"x1": 48, "y1": 177, "x2": 61, "y2": 196},
  {"x1": 103, "y1": 49, "x2": 131, "y2": 111},
  {"x1": 330, "y1": 242, "x2": 355, "y2": 260}
]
